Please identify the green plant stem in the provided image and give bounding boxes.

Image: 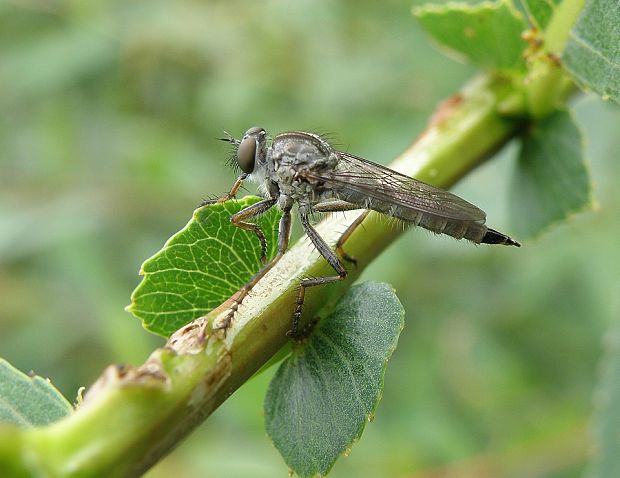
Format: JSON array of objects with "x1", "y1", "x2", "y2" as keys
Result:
[
  {"x1": 2, "y1": 73, "x2": 526, "y2": 477},
  {"x1": 524, "y1": 0, "x2": 584, "y2": 118},
  {"x1": 544, "y1": 0, "x2": 586, "y2": 54}
]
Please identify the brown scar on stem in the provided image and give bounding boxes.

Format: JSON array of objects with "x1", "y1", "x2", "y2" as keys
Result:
[
  {"x1": 428, "y1": 93, "x2": 465, "y2": 128},
  {"x1": 546, "y1": 53, "x2": 562, "y2": 67},
  {"x1": 167, "y1": 317, "x2": 209, "y2": 350},
  {"x1": 167, "y1": 292, "x2": 241, "y2": 352},
  {"x1": 82, "y1": 355, "x2": 171, "y2": 404},
  {"x1": 522, "y1": 27, "x2": 543, "y2": 61},
  {"x1": 522, "y1": 27, "x2": 542, "y2": 47}
]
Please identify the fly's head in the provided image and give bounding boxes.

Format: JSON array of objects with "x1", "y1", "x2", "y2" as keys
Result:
[{"x1": 221, "y1": 126, "x2": 268, "y2": 177}]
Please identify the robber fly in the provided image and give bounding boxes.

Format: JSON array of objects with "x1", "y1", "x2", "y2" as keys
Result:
[{"x1": 204, "y1": 127, "x2": 520, "y2": 336}]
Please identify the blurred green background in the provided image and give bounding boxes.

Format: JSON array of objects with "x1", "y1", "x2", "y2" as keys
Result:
[{"x1": 1, "y1": 1, "x2": 619, "y2": 477}]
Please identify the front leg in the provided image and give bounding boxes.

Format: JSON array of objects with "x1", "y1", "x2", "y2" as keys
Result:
[
  {"x1": 291, "y1": 207, "x2": 348, "y2": 338},
  {"x1": 213, "y1": 205, "x2": 292, "y2": 333},
  {"x1": 230, "y1": 197, "x2": 277, "y2": 264},
  {"x1": 199, "y1": 173, "x2": 248, "y2": 207}
]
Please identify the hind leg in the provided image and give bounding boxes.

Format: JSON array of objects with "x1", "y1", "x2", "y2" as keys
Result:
[
  {"x1": 312, "y1": 201, "x2": 368, "y2": 267},
  {"x1": 290, "y1": 207, "x2": 348, "y2": 337}
]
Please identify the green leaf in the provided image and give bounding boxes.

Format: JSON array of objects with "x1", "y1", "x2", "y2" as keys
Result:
[
  {"x1": 521, "y1": 0, "x2": 561, "y2": 30},
  {"x1": 413, "y1": 0, "x2": 529, "y2": 71},
  {"x1": 509, "y1": 109, "x2": 592, "y2": 239},
  {"x1": 586, "y1": 321, "x2": 620, "y2": 478},
  {"x1": 127, "y1": 197, "x2": 281, "y2": 337},
  {"x1": 264, "y1": 282, "x2": 404, "y2": 478},
  {"x1": 0, "y1": 359, "x2": 72, "y2": 427},
  {"x1": 562, "y1": 0, "x2": 620, "y2": 104}
]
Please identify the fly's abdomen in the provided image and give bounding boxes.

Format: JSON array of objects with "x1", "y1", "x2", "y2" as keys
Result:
[
  {"x1": 405, "y1": 211, "x2": 518, "y2": 246},
  {"x1": 416, "y1": 214, "x2": 487, "y2": 242},
  {"x1": 339, "y1": 193, "x2": 478, "y2": 240},
  {"x1": 342, "y1": 192, "x2": 488, "y2": 242},
  {"x1": 335, "y1": 190, "x2": 519, "y2": 246},
  {"x1": 396, "y1": 208, "x2": 487, "y2": 243}
]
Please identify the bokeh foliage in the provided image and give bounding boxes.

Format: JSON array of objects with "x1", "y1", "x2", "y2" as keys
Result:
[{"x1": 1, "y1": 1, "x2": 619, "y2": 477}]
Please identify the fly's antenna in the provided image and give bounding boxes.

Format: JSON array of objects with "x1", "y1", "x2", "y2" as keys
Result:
[{"x1": 219, "y1": 131, "x2": 241, "y2": 146}]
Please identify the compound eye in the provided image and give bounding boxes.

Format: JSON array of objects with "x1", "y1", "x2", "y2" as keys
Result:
[
  {"x1": 245, "y1": 126, "x2": 265, "y2": 136},
  {"x1": 237, "y1": 136, "x2": 257, "y2": 173}
]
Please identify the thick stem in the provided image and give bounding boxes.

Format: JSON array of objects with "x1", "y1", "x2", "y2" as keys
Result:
[
  {"x1": 524, "y1": 0, "x2": 584, "y2": 118},
  {"x1": 5, "y1": 73, "x2": 525, "y2": 477}
]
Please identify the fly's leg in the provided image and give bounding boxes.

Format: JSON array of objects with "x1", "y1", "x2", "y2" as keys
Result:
[
  {"x1": 229, "y1": 197, "x2": 277, "y2": 264},
  {"x1": 213, "y1": 206, "x2": 292, "y2": 333},
  {"x1": 198, "y1": 173, "x2": 248, "y2": 207},
  {"x1": 312, "y1": 200, "x2": 369, "y2": 267},
  {"x1": 291, "y1": 208, "x2": 348, "y2": 338},
  {"x1": 334, "y1": 211, "x2": 369, "y2": 266}
]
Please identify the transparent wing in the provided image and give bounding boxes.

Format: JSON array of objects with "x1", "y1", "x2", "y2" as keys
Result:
[{"x1": 303, "y1": 151, "x2": 487, "y2": 222}]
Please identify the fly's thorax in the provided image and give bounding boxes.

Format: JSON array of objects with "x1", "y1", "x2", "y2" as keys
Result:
[
  {"x1": 270, "y1": 132, "x2": 336, "y2": 169},
  {"x1": 268, "y1": 132, "x2": 338, "y2": 202},
  {"x1": 272, "y1": 162, "x2": 320, "y2": 202}
]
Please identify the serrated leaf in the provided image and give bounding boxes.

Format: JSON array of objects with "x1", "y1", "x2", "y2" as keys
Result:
[
  {"x1": 562, "y1": 0, "x2": 620, "y2": 104},
  {"x1": 264, "y1": 282, "x2": 404, "y2": 478},
  {"x1": 586, "y1": 321, "x2": 620, "y2": 478},
  {"x1": 127, "y1": 196, "x2": 281, "y2": 337},
  {"x1": 0, "y1": 359, "x2": 72, "y2": 427},
  {"x1": 509, "y1": 109, "x2": 591, "y2": 239},
  {"x1": 413, "y1": 0, "x2": 529, "y2": 71},
  {"x1": 521, "y1": 0, "x2": 561, "y2": 30}
]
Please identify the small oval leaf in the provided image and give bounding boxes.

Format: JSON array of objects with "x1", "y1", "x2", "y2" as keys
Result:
[
  {"x1": 510, "y1": 109, "x2": 592, "y2": 239},
  {"x1": 264, "y1": 282, "x2": 404, "y2": 478},
  {"x1": 0, "y1": 358, "x2": 72, "y2": 427}
]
